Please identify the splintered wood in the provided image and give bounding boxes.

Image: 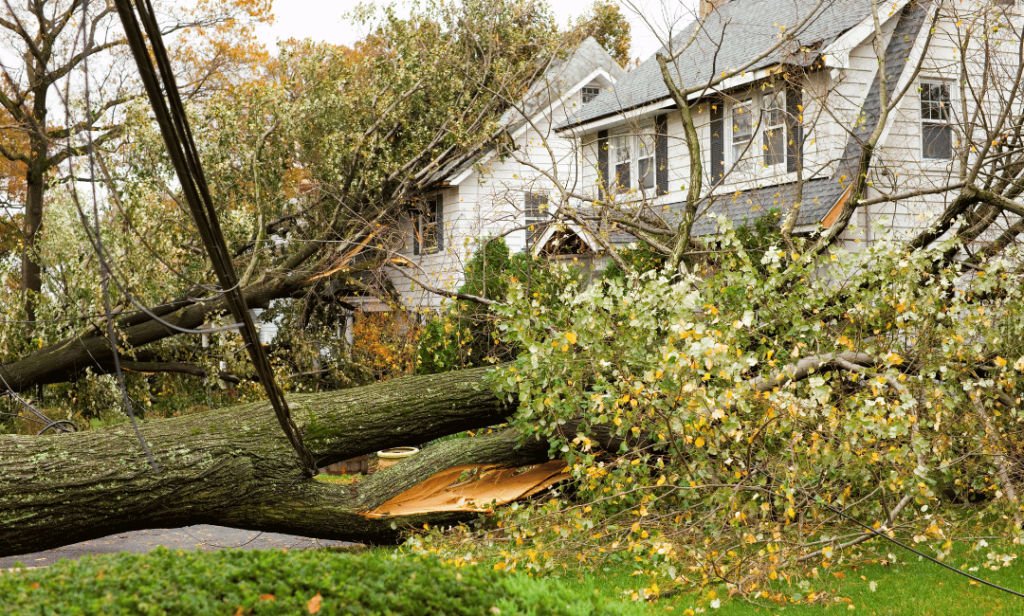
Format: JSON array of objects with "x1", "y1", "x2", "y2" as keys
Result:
[{"x1": 364, "y1": 461, "x2": 568, "y2": 518}]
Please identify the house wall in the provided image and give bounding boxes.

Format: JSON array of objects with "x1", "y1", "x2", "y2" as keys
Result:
[
  {"x1": 845, "y1": 0, "x2": 1022, "y2": 249},
  {"x1": 388, "y1": 82, "x2": 599, "y2": 312},
  {"x1": 572, "y1": 1, "x2": 1022, "y2": 253}
]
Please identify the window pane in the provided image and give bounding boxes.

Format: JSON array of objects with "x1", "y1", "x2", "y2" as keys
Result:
[
  {"x1": 923, "y1": 124, "x2": 952, "y2": 159},
  {"x1": 921, "y1": 82, "x2": 950, "y2": 121},
  {"x1": 419, "y1": 196, "x2": 440, "y2": 252},
  {"x1": 762, "y1": 90, "x2": 784, "y2": 127},
  {"x1": 638, "y1": 157, "x2": 654, "y2": 190},
  {"x1": 615, "y1": 162, "x2": 631, "y2": 193},
  {"x1": 732, "y1": 99, "x2": 754, "y2": 169},
  {"x1": 613, "y1": 135, "x2": 630, "y2": 164},
  {"x1": 525, "y1": 192, "x2": 548, "y2": 250},
  {"x1": 732, "y1": 100, "x2": 753, "y2": 142},
  {"x1": 763, "y1": 127, "x2": 785, "y2": 166},
  {"x1": 582, "y1": 86, "x2": 600, "y2": 104},
  {"x1": 525, "y1": 192, "x2": 547, "y2": 218}
]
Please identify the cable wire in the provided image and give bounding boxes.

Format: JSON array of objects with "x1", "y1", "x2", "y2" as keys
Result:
[
  {"x1": 753, "y1": 468, "x2": 1024, "y2": 599},
  {"x1": 113, "y1": 0, "x2": 318, "y2": 476}
]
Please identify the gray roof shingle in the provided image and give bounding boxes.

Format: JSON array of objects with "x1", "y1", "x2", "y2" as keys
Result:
[{"x1": 687, "y1": 177, "x2": 849, "y2": 235}]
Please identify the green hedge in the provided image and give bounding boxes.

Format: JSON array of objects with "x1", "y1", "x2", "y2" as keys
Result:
[{"x1": 0, "y1": 548, "x2": 627, "y2": 615}]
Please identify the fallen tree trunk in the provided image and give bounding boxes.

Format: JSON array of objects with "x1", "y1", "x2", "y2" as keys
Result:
[{"x1": 0, "y1": 367, "x2": 552, "y2": 557}]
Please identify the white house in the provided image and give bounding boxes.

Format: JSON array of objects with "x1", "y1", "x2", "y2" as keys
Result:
[
  {"x1": 552, "y1": 0, "x2": 1022, "y2": 255},
  {"x1": 386, "y1": 37, "x2": 627, "y2": 312}
]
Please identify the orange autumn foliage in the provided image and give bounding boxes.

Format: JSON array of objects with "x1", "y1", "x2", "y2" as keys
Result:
[{"x1": 349, "y1": 310, "x2": 420, "y2": 383}]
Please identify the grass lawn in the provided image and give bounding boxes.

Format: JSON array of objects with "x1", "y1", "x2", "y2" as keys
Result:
[
  {"x1": 314, "y1": 473, "x2": 361, "y2": 486},
  {"x1": 538, "y1": 545, "x2": 1024, "y2": 615},
  {"x1": 1, "y1": 541, "x2": 1022, "y2": 614}
]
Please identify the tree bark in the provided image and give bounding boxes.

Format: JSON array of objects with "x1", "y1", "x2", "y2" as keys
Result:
[
  {"x1": 0, "y1": 367, "x2": 544, "y2": 557},
  {"x1": 21, "y1": 120, "x2": 46, "y2": 324}
]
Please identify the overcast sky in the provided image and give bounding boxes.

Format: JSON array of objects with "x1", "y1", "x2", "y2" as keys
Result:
[{"x1": 254, "y1": 1, "x2": 699, "y2": 68}]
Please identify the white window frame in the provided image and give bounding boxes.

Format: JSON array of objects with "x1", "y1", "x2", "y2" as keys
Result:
[
  {"x1": 581, "y1": 85, "x2": 601, "y2": 104},
  {"x1": 920, "y1": 80, "x2": 953, "y2": 160},
  {"x1": 609, "y1": 125, "x2": 657, "y2": 194},
  {"x1": 730, "y1": 97, "x2": 755, "y2": 173},
  {"x1": 729, "y1": 88, "x2": 787, "y2": 172},
  {"x1": 524, "y1": 191, "x2": 549, "y2": 250}
]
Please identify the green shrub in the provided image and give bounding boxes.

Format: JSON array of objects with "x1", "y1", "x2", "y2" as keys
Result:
[
  {"x1": 0, "y1": 548, "x2": 628, "y2": 615},
  {"x1": 416, "y1": 238, "x2": 564, "y2": 374}
]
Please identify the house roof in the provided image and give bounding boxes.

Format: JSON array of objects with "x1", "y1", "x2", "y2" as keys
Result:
[
  {"x1": 687, "y1": 177, "x2": 849, "y2": 235},
  {"x1": 560, "y1": 0, "x2": 873, "y2": 130},
  {"x1": 504, "y1": 36, "x2": 627, "y2": 134},
  {"x1": 425, "y1": 37, "x2": 626, "y2": 187}
]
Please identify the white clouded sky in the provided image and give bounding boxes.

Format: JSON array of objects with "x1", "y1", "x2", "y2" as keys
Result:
[{"x1": 255, "y1": 1, "x2": 699, "y2": 67}]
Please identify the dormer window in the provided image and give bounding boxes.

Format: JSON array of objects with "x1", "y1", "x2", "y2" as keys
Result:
[
  {"x1": 729, "y1": 88, "x2": 789, "y2": 172},
  {"x1": 731, "y1": 98, "x2": 755, "y2": 172},
  {"x1": 582, "y1": 86, "x2": 601, "y2": 104},
  {"x1": 610, "y1": 126, "x2": 660, "y2": 194},
  {"x1": 598, "y1": 118, "x2": 668, "y2": 199}
]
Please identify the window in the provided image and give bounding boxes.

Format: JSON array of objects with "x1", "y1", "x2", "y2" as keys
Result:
[
  {"x1": 637, "y1": 128, "x2": 656, "y2": 191},
  {"x1": 581, "y1": 86, "x2": 601, "y2": 104},
  {"x1": 612, "y1": 134, "x2": 631, "y2": 193},
  {"x1": 524, "y1": 191, "x2": 549, "y2": 250},
  {"x1": 414, "y1": 195, "x2": 442, "y2": 255},
  {"x1": 921, "y1": 81, "x2": 952, "y2": 160},
  {"x1": 762, "y1": 90, "x2": 786, "y2": 166},
  {"x1": 730, "y1": 90, "x2": 787, "y2": 171},
  {"x1": 609, "y1": 126, "x2": 658, "y2": 194},
  {"x1": 731, "y1": 98, "x2": 755, "y2": 171}
]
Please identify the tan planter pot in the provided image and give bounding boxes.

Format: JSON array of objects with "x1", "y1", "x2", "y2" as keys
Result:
[{"x1": 376, "y1": 447, "x2": 419, "y2": 471}]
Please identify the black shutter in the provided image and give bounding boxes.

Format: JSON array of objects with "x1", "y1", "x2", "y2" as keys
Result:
[
  {"x1": 709, "y1": 97, "x2": 724, "y2": 186},
  {"x1": 412, "y1": 210, "x2": 420, "y2": 256},
  {"x1": 435, "y1": 195, "x2": 444, "y2": 251},
  {"x1": 786, "y1": 83, "x2": 803, "y2": 173},
  {"x1": 655, "y1": 114, "x2": 669, "y2": 196},
  {"x1": 597, "y1": 130, "x2": 609, "y2": 197}
]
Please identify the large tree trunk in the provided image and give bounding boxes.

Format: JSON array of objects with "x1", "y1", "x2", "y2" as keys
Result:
[{"x1": 0, "y1": 367, "x2": 556, "y2": 557}]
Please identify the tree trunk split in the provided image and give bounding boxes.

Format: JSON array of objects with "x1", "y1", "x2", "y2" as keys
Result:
[{"x1": 0, "y1": 367, "x2": 555, "y2": 557}]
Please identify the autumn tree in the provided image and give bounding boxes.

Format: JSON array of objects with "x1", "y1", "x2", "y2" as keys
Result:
[
  {"x1": 0, "y1": 0, "x2": 273, "y2": 321},
  {"x1": 572, "y1": 0, "x2": 632, "y2": 66}
]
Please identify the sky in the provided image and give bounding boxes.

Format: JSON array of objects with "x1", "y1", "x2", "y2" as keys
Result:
[{"x1": 254, "y1": 1, "x2": 700, "y2": 68}]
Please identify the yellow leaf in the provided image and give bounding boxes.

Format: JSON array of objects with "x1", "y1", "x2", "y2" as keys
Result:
[
  {"x1": 308, "y1": 593, "x2": 323, "y2": 614},
  {"x1": 566, "y1": 332, "x2": 578, "y2": 344},
  {"x1": 494, "y1": 562, "x2": 506, "y2": 571},
  {"x1": 695, "y1": 437, "x2": 705, "y2": 448}
]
